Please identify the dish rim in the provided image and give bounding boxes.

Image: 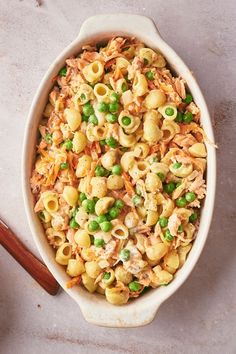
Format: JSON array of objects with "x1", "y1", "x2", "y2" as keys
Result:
[{"x1": 22, "y1": 14, "x2": 216, "y2": 327}]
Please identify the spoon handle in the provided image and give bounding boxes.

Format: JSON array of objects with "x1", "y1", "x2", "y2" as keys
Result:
[{"x1": 0, "y1": 219, "x2": 60, "y2": 295}]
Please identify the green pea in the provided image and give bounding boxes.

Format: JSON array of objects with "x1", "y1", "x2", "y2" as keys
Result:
[
  {"x1": 143, "y1": 58, "x2": 149, "y2": 66},
  {"x1": 105, "y1": 213, "x2": 112, "y2": 221},
  {"x1": 82, "y1": 114, "x2": 89, "y2": 122},
  {"x1": 64, "y1": 139, "x2": 73, "y2": 150},
  {"x1": 99, "y1": 139, "x2": 106, "y2": 146},
  {"x1": 178, "y1": 224, "x2": 184, "y2": 233},
  {"x1": 176, "y1": 197, "x2": 187, "y2": 207},
  {"x1": 159, "y1": 217, "x2": 168, "y2": 228},
  {"x1": 70, "y1": 218, "x2": 79, "y2": 229},
  {"x1": 114, "y1": 199, "x2": 124, "y2": 209},
  {"x1": 103, "y1": 272, "x2": 111, "y2": 280},
  {"x1": 121, "y1": 116, "x2": 131, "y2": 126},
  {"x1": 164, "y1": 229, "x2": 174, "y2": 241},
  {"x1": 185, "y1": 192, "x2": 196, "y2": 203},
  {"x1": 89, "y1": 114, "x2": 98, "y2": 125},
  {"x1": 157, "y1": 172, "x2": 165, "y2": 181},
  {"x1": 183, "y1": 112, "x2": 193, "y2": 124},
  {"x1": 94, "y1": 238, "x2": 105, "y2": 247},
  {"x1": 109, "y1": 102, "x2": 119, "y2": 113},
  {"x1": 108, "y1": 207, "x2": 120, "y2": 219},
  {"x1": 80, "y1": 93, "x2": 86, "y2": 101},
  {"x1": 132, "y1": 195, "x2": 142, "y2": 206},
  {"x1": 189, "y1": 212, "x2": 198, "y2": 223},
  {"x1": 145, "y1": 71, "x2": 154, "y2": 80},
  {"x1": 175, "y1": 181, "x2": 182, "y2": 188},
  {"x1": 173, "y1": 162, "x2": 182, "y2": 169},
  {"x1": 165, "y1": 107, "x2": 175, "y2": 116},
  {"x1": 112, "y1": 164, "x2": 122, "y2": 175},
  {"x1": 110, "y1": 92, "x2": 120, "y2": 103},
  {"x1": 120, "y1": 249, "x2": 130, "y2": 262},
  {"x1": 82, "y1": 199, "x2": 95, "y2": 213},
  {"x1": 60, "y1": 162, "x2": 69, "y2": 170},
  {"x1": 121, "y1": 116, "x2": 132, "y2": 126},
  {"x1": 129, "y1": 281, "x2": 141, "y2": 292},
  {"x1": 59, "y1": 67, "x2": 67, "y2": 77},
  {"x1": 95, "y1": 165, "x2": 106, "y2": 177},
  {"x1": 121, "y1": 82, "x2": 128, "y2": 92},
  {"x1": 105, "y1": 137, "x2": 118, "y2": 148},
  {"x1": 106, "y1": 113, "x2": 118, "y2": 123},
  {"x1": 79, "y1": 192, "x2": 87, "y2": 203},
  {"x1": 82, "y1": 102, "x2": 94, "y2": 117},
  {"x1": 163, "y1": 182, "x2": 176, "y2": 194},
  {"x1": 44, "y1": 133, "x2": 52, "y2": 144},
  {"x1": 97, "y1": 101, "x2": 109, "y2": 112},
  {"x1": 96, "y1": 215, "x2": 108, "y2": 224},
  {"x1": 183, "y1": 93, "x2": 193, "y2": 103},
  {"x1": 175, "y1": 111, "x2": 183, "y2": 123},
  {"x1": 88, "y1": 220, "x2": 100, "y2": 232},
  {"x1": 100, "y1": 221, "x2": 112, "y2": 232}
]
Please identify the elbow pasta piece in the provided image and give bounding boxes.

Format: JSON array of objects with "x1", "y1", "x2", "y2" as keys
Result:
[
  {"x1": 169, "y1": 162, "x2": 193, "y2": 178},
  {"x1": 158, "y1": 104, "x2": 178, "y2": 120},
  {"x1": 145, "y1": 172, "x2": 162, "y2": 192},
  {"x1": 85, "y1": 261, "x2": 102, "y2": 279},
  {"x1": 94, "y1": 83, "x2": 110, "y2": 102},
  {"x1": 188, "y1": 143, "x2": 207, "y2": 157},
  {"x1": 62, "y1": 186, "x2": 78, "y2": 207},
  {"x1": 105, "y1": 285, "x2": 129, "y2": 305},
  {"x1": 81, "y1": 273, "x2": 97, "y2": 293},
  {"x1": 161, "y1": 120, "x2": 180, "y2": 142},
  {"x1": 146, "y1": 242, "x2": 168, "y2": 261},
  {"x1": 146, "y1": 210, "x2": 159, "y2": 226},
  {"x1": 114, "y1": 265, "x2": 133, "y2": 284},
  {"x1": 72, "y1": 131, "x2": 87, "y2": 153},
  {"x1": 118, "y1": 126, "x2": 137, "y2": 147},
  {"x1": 129, "y1": 161, "x2": 150, "y2": 181},
  {"x1": 144, "y1": 89, "x2": 166, "y2": 109},
  {"x1": 120, "y1": 151, "x2": 136, "y2": 171},
  {"x1": 31, "y1": 37, "x2": 208, "y2": 305},
  {"x1": 91, "y1": 176, "x2": 107, "y2": 197},
  {"x1": 124, "y1": 212, "x2": 139, "y2": 228},
  {"x1": 107, "y1": 175, "x2": 124, "y2": 190},
  {"x1": 41, "y1": 191, "x2": 59, "y2": 213},
  {"x1": 74, "y1": 229, "x2": 91, "y2": 248},
  {"x1": 46, "y1": 229, "x2": 66, "y2": 248},
  {"x1": 64, "y1": 108, "x2": 81, "y2": 131},
  {"x1": 101, "y1": 150, "x2": 117, "y2": 170},
  {"x1": 111, "y1": 223, "x2": 129, "y2": 240},
  {"x1": 133, "y1": 143, "x2": 150, "y2": 159},
  {"x1": 66, "y1": 258, "x2": 85, "y2": 277},
  {"x1": 76, "y1": 155, "x2": 92, "y2": 178},
  {"x1": 133, "y1": 73, "x2": 148, "y2": 96},
  {"x1": 95, "y1": 197, "x2": 115, "y2": 216},
  {"x1": 55, "y1": 243, "x2": 72, "y2": 265},
  {"x1": 116, "y1": 57, "x2": 130, "y2": 73},
  {"x1": 82, "y1": 60, "x2": 104, "y2": 83},
  {"x1": 73, "y1": 83, "x2": 94, "y2": 107}
]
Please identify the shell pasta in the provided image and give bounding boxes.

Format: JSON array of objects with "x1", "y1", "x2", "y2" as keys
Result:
[{"x1": 31, "y1": 37, "x2": 208, "y2": 305}]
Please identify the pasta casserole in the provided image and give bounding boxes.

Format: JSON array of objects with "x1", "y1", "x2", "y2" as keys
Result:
[{"x1": 31, "y1": 37, "x2": 207, "y2": 305}]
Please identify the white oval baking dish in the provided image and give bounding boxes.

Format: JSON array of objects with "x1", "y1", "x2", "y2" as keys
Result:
[{"x1": 22, "y1": 14, "x2": 216, "y2": 327}]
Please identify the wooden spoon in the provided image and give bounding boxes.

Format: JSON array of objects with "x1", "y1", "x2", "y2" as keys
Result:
[{"x1": 0, "y1": 218, "x2": 60, "y2": 295}]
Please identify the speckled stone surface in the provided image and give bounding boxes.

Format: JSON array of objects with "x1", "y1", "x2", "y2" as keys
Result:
[{"x1": 0, "y1": 1, "x2": 236, "y2": 353}]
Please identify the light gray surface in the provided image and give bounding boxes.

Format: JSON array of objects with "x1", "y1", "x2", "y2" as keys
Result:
[{"x1": 0, "y1": 0, "x2": 236, "y2": 353}]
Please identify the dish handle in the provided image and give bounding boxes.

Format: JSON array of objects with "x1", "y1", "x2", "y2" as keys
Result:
[
  {"x1": 76, "y1": 14, "x2": 162, "y2": 42},
  {"x1": 78, "y1": 296, "x2": 161, "y2": 327}
]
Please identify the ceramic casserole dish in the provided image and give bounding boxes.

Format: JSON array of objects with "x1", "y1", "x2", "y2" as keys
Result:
[{"x1": 22, "y1": 14, "x2": 216, "y2": 327}]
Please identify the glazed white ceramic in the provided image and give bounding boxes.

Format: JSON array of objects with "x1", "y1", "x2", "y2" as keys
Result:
[{"x1": 22, "y1": 14, "x2": 216, "y2": 327}]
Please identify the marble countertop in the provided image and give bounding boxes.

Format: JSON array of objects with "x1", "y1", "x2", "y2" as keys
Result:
[{"x1": 0, "y1": 0, "x2": 236, "y2": 353}]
